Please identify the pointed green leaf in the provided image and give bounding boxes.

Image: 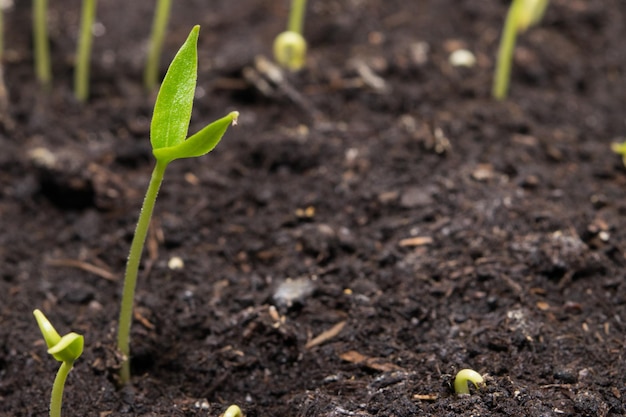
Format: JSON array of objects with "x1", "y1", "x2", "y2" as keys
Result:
[
  {"x1": 150, "y1": 25, "x2": 200, "y2": 151},
  {"x1": 48, "y1": 332, "x2": 84, "y2": 363},
  {"x1": 33, "y1": 309, "x2": 62, "y2": 349},
  {"x1": 153, "y1": 111, "x2": 239, "y2": 164}
]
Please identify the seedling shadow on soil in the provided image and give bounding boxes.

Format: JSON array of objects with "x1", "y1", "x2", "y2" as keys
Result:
[{"x1": 1, "y1": 1, "x2": 626, "y2": 416}]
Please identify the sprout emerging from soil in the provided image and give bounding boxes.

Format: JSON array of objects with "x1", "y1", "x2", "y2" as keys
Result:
[
  {"x1": 492, "y1": 0, "x2": 549, "y2": 100},
  {"x1": 74, "y1": 0, "x2": 97, "y2": 101},
  {"x1": 33, "y1": 309, "x2": 84, "y2": 417},
  {"x1": 33, "y1": 0, "x2": 52, "y2": 88},
  {"x1": 454, "y1": 369, "x2": 485, "y2": 395},
  {"x1": 273, "y1": 0, "x2": 308, "y2": 71},
  {"x1": 144, "y1": 0, "x2": 172, "y2": 90},
  {"x1": 116, "y1": 25, "x2": 238, "y2": 385},
  {"x1": 611, "y1": 141, "x2": 626, "y2": 166},
  {"x1": 223, "y1": 404, "x2": 244, "y2": 417}
]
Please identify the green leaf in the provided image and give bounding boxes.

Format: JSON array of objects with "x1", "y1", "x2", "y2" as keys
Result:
[
  {"x1": 33, "y1": 309, "x2": 62, "y2": 349},
  {"x1": 153, "y1": 111, "x2": 239, "y2": 164},
  {"x1": 48, "y1": 333, "x2": 84, "y2": 363},
  {"x1": 150, "y1": 25, "x2": 200, "y2": 151}
]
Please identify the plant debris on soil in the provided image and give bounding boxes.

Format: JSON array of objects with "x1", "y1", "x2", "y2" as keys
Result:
[{"x1": 1, "y1": 1, "x2": 626, "y2": 416}]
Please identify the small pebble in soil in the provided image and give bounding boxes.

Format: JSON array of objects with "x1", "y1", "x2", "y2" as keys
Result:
[
  {"x1": 449, "y1": 49, "x2": 476, "y2": 67},
  {"x1": 168, "y1": 256, "x2": 184, "y2": 270},
  {"x1": 273, "y1": 277, "x2": 316, "y2": 309}
]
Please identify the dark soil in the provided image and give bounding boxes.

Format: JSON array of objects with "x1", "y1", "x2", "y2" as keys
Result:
[{"x1": 2, "y1": 0, "x2": 626, "y2": 416}]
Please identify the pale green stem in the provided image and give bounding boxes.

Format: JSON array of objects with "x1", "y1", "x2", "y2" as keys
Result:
[
  {"x1": 33, "y1": 0, "x2": 52, "y2": 88},
  {"x1": 116, "y1": 159, "x2": 168, "y2": 384},
  {"x1": 0, "y1": 6, "x2": 4, "y2": 62},
  {"x1": 50, "y1": 361, "x2": 73, "y2": 417},
  {"x1": 287, "y1": 0, "x2": 307, "y2": 34},
  {"x1": 144, "y1": 0, "x2": 172, "y2": 90},
  {"x1": 492, "y1": 0, "x2": 520, "y2": 100},
  {"x1": 74, "y1": 0, "x2": 97, "y2": 102}
]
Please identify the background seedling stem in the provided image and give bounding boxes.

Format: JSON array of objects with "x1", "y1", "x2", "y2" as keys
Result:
[
  {"x1": 33, "y1": 0, "x2": 51, "y2": 88},
  {"x1": 74, "y1": 0, "x2": 97, "y2": 102},
  {"x1": 288, "y1": 0, "x2": 307, "y2": 34},
  {"x1": 144, "y1": 0, "x2": 172, "y2": 90}
]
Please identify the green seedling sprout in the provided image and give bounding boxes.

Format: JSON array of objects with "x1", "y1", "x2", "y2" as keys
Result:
[
  {"x1": 33, "y1": 0, "x2": 52, "y2": 88},
  {"x1": 492, "y1": 0, "x2": 549, "y2": 100},
  {"x1": 33, "y1": 309, "x2": 84, "y2": 417},
  {"x1": 144, "y1": 0, "x2": 172, "y2": 90},
  {"x1": 74, "y1": 0, "x2": 97, "y2": 102},
  {"x1": 453, "y1": 368, "x2": 484, "y2": 395},
  {"x1": 273, "y1": 0, "x2": 308, "y2": 71},
  {"x1": 223, "y1": 405, "x2": 243, "y2": 417},
  {"x1": 116, "y1": 25, "x2": 238, "y2": 385},
  {"x1": 611, "y1": 141, "x2": 626, "y2": 167}
]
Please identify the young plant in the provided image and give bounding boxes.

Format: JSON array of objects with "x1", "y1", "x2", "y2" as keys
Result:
[
  {"x1": 33, "y1": 309, "x2": 84, "y2": 417},
  {"x1": 453, "y1": 368, "x2": 484, "y2": 395},
  {"x1": 611, "y1": 141, "x2": 626, "y2": 166},
  {"x1": 144, "y1": 0, "x2": 172, "y2": 90},
  {"x1": 74, "y1": 0, "x2": 97, "y2": 102},
  {"x1": 116, "y1": 25, "x2": 238, "y2": 385},
  {"x1": 492, "y1": 0, "x2": 549, "y2": 100},
  {"x1": 273, "y1": 0, "x2": 308, "y2": 71},
  {"x1": 33, "y1": 0, "x2": 52, "y2": 88},
  {"x1": 223, "y1": 404, "x2": 243, "y2": 417}
]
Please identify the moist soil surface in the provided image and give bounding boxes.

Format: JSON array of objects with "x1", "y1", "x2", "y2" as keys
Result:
[{"x1": 2, "y1": 1, "x2": 626, "y2": 416}]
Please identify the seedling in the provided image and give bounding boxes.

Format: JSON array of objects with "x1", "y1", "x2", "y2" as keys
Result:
[
  {"x1": 611, "y1": 141, "x2": 626, "y2": 166},
  {"x1": 492, "y1": 0, "x2": 549, "y2": 100},
  {"x1": 74, "y1": 0, "x2": 97, "y2": 101},
  {"x1": 223, "y1": 405, "x2": 243, "y2": 417},
  {"x1": 116, "y1": 25, "x2": 238, "y2": 385},
  {"x1": 33, "y1": 0, "x2": 52, "y2": 88},
  {"x1": 453, "y1": 368, "x2": 484, "y2": 395},
  {"x1": 273, "y1": 0, "x2": 308, "y2": 71},
  {"x1": 33, "y1": 309, "x2": 84, "y2": 417},
  {"x1": 144, "y1": 0, "x2": 172, "y2": 90}
]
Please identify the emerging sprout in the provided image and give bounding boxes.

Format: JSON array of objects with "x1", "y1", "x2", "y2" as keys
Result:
[
  {"x1": 454, "y1": 369, "x2": 484, "y2": 395},
  {"x1": 116, "y1": 25, "x2": 238, "y2": 385},
  {"x1": 223, "y1": 405, "x2": 244, "y2": 417},
  {"x1": 492, "y1": 0, "x2": 549, "y2": 100},
  {"x1": 33, "y1": 0, "x2": 52, "y2": 89},
  {"x1": 611, "y1": 141, "x2": 626, "y2": 167},
  {"x1": 273, "y1": 0, "x2": 308, "y2": 71},
  {"x1": 74, "y1": 0, "x2": 97, "y2": 102},
  {"x1": 33, "y1": 309, "x2": 84, "y2": 417},
  {"x1": 144, "y1": 0, "x2": 172, "y2": 90}
]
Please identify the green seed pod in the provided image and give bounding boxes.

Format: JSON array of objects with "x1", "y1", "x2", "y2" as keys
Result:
[{"x1": 273, "y1": 30, "x2": 307, "y2": 71}]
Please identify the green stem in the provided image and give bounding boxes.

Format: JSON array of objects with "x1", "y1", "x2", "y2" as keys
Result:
[
  {"x1": 33, "y1": 0, "x2": 52, "y2": 88},
  {"x1": 287, "y1": 0, "x2": 307, "y2": 34},
  {"x1": 50, "y1": 361, "x2": 73, "y2": 417},
  {"x1": 492, "y1": 0, "x2": 520, "y2": 100},
  {"x1": 144, "y1": 0, "x2": 172, "y2": 90},
  {"x1": 0, "y1": 6, "x2": 4, "y2": 62},
  {"x1": 74, "y1": 0, "x2": 97, "y2": 102},
  {"x1": 116, "y1": 159, "x2": 168, "y2": 384}
]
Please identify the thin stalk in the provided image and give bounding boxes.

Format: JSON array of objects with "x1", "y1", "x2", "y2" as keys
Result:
[
  {"x1": 74, "y1": 0, "x2": 97, "y2": 102},
  {"x1": 0, "y1": 6, "x2": 4, "y2": 62},
  {"x1": 287, "y1": 0, "x2": 307, "y2": 34},
  {"x1": 33, "y1": 0, "x2": 52, "y2": 88},
  {"x1": 50, "y1": 361, "x2": 73, "y2": 417},
  {"x1": 116, "y1": 159, "x2": 168, "y2": 385},
  {"x1": 492, "y1": 0, "x2": 520, "y2": 100},
  {"x1": 144, "y1": 0, "x2": 172, "y2": 90}
]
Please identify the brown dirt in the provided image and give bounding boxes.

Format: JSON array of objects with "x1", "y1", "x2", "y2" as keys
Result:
[{"x1": 1, "y1": 0, "x2": 626, "y2": 416}]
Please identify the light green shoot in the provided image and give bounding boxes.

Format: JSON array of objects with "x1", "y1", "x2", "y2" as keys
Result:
[
  {"x1": 273, "y1": 0, "x2": 308, "y2": 71},
  {"x1": 33, "y1": 309, "x2": 84, "y2": 417},
  {"x1": 116, "y1": 25, "x2": 238, "y2": 385},
  {"x1": 611, "y1": 141, "x2": 626, "y2": 167},
  {"x1": 223, "y1": 405, "x2": 243, "y2": 417},
  {"x1": 492, "y1": 0, "x2": 549, "y2": 100},
  {"x1": 74, "y1": 0, "x2": 97, "y2": 102},
  {"x1": 144, "y1": 0, "x2": 172, "y2": 90},
  {"x1": 453, "y1": 368, "x2": 484, "y2": 395},
  {"x1": 33, "y1": 0, "x2": 52, "y2": 88}
]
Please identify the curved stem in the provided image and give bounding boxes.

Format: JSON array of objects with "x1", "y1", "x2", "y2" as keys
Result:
[
  {"x1": 287, "y1": 0, "x2": 307, "y2": 34},
  {"x1": 33, "y1": 0, "x2": 52, "y2": 88},
  {"x1": 74, "y1": 0, "x2": 97, "y2": 102},
  {"x1": 492, "y1": 0, "x2": 520, "y2": 100},
  {"x1": 116, "y1": 159, "x2": 168, "y2": 384},
  {"x1": 50, "y1": 361, "x2": 73, "y2": 417},
  {"x1": 144, "y1": 0, "x2": 172, "y2": 90}
]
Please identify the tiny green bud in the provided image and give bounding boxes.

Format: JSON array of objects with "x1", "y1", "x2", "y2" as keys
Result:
[
  {"x1": 454, "y1": 369, "x2": 484, "y2": 395},
  {"x1": 33, "y1": 309, "x2": 62, "y2": 349},
  {"x1": 273, "y1": 31, "x2": 307, "y2": 71},
  {"x1": 611, "y1": 141, "x2": 626, "y2": 166},
  {"x1": 34, "y1": 310, "x2": 84, "y2": 364},
  {"x1": 223, "y1": 404, "x2": 243, "y2": 417}
]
